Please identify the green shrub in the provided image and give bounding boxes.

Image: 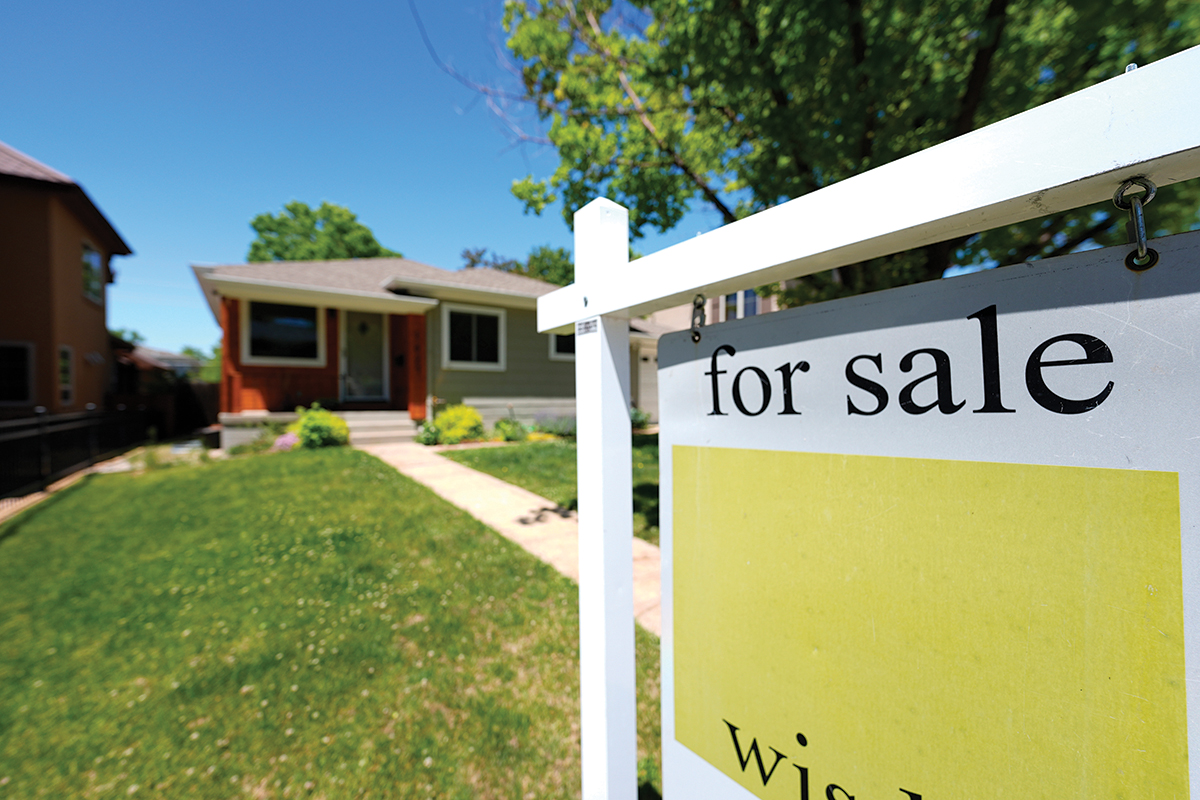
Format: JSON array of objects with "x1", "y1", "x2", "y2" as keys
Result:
[
  {"x1": 434, "y1": 405, "x2": 485, "y2": 445},
  {"x1": 630, "y1": 406, "x2": 652, "y2": 430},
  {"x1": 288, "y1": 403, "x2": 350, "y2": 448},
  {"x1": 493, "y1": 417, "x2": 528, "y2": 442},
  {"x1": 415, "y1": 420, "x2": 440, "y2": 446}
]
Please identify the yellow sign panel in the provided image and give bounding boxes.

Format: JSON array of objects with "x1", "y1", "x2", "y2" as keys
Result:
[{"x1": 674, "y1": 446, "x2": 1187, "y2": 799}]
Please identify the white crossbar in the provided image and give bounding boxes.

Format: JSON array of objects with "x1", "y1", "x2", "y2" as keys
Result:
[{"x1": 539, "y1": 44, "x2": 1200, "y2": 332}]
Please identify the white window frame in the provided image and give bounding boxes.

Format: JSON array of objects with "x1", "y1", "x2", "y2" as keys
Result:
[
  {"x1": 441, "y1": 302, "x2": 506, "y2": 372},
  {"x1": 58, "y1": 344, "x2": 74, "y2": 406},
  {"x1": 240, "y1": 300, "x2": 327, "y2": 368},
  {"x1": 718, "y1": 289, "x2": 759, "y2": 322},
  {"x1": 549, "y1": 332, "x2": 576, "y2": 362},
  {"x1": 0, "y1": 341, "x2": 35, "y2": 406}
]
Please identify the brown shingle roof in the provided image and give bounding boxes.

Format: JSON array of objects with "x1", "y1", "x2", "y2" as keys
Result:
[
  {"x1": 0, "y1": 140, "x2": 73, "y2": 183},
  {"x1": 0, "y1": 139, "x2": 132, "y2": 256},
  {"x1": 205, "y1": 258, "x2": 560, "y2": 299}
]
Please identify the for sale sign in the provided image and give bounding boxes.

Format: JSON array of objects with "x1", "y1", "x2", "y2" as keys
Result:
[{"x1": 658, "y1": 232, "x2": 1200, "y2": 799}]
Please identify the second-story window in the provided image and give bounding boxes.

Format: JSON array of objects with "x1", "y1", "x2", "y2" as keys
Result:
[
  {"x1": 721, "y1": 289, "x2": 759, "y2": 321},
  {"x1": 82, "y1": 244, "x2": 103, "y2": 303}
]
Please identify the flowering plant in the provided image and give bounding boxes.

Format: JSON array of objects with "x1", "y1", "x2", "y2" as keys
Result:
[{"x1": 271, "y1": 431, "x2": 300, "y2": 451}]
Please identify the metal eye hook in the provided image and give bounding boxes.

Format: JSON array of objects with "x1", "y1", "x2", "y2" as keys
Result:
[
  {"x1": 690, "y1": 294, "x2": 706, "y2": 343},
  {"x1": 1113, "y1": 177, "x2": 1158, "y2": 272}
]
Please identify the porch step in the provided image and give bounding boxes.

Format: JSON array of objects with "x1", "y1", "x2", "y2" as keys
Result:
[{"x1": 337, "y1": 411, "x2": 419, "y2": 445}]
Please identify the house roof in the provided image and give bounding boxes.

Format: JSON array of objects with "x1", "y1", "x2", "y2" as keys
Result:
[
  {"x1": 192, "y1": 257, "x2": 562, "y2": 320},
  {"x1": 0, "y1": 141, "x2": 73, "y2": 183},
  {"x1": 0, "y1": 139, "x2": 133, "y2": 256},
  {"x1": 118, "y1": 345, "x2": 202, "y2": 373}
]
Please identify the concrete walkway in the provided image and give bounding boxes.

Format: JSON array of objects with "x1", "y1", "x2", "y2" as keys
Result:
[{"x1": 358, "y1": 442, "x2": 662, "y2": 636}]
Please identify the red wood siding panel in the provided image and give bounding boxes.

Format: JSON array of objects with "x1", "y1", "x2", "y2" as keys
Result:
[
  {"x1": 407, "y1": 315, "x2": 426, "y2": 420},
  {"x1": 389, "y1": 314, "x2": 407, "y2": 412},
  {"x1": 220, "y1": 301, "x2": 341, "y2": 412}
]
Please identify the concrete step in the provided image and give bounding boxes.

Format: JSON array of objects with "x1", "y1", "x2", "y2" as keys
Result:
[
  {"x1": 338, "y1": 411, "x2": 413, "y2": 421},
  {"x1": 338, "y1": 412, "x2": 419, "y2": 445},
  {"x1": 350, "y1": 429, "x2": 416, "y2": 445},
  {"x1": 343, "y1": 418, "x2": 419, "y2": 431}
]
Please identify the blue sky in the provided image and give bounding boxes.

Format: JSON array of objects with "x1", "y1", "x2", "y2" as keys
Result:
[{"x1": 0, "y1": 0, "x2": 715, "y2": 352}]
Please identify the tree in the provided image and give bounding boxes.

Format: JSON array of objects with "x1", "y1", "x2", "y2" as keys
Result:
[
  {"x1": 462, "y1": 244, "x2": 575, "y2": 286},
  {"x1": 181, "y1": 343, "x2": 222, "y2": 383},
  {"x1": 503, "y1": 0, "x2": 1200, "y2": 305},
  {"x1": 109, "y1": 328, "x2": 145, "y2": 345},
  {"x1": 248, "y1": 201, "x2": 402, "y2": 262}
]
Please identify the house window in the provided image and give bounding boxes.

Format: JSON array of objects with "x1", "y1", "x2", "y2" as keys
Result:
[
  {"x1": 241, "y1": 301, "x2": 326, "y2": 366},
  {"x1": 549, "y1": 333, "x2": 575, "y2": 362},
  {"x1": 82, "y1": 244, "x2": 103, "y2": 303},
  {"x1": 58, "y1": 345, "x2": 74, "y2": 405},
  {"x1": 0, "y1": 342, "x2": 34, "y2": 405},
  {"x1": 743, "y1": 289, "x2": 758, "y2": 317},
  {"x1": 441, "y1": 304, "x2": 505, "y2": 372},
  {"x1": 720, "y1": 289, "x2": 760, "y2": 321}
]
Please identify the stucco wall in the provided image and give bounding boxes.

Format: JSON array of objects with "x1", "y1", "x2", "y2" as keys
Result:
[
  {"x1": 0, "y1": 186, "x2": 53, "y2": 411},
  {"x1": 426, "y1": 306, "x2": 574, "y2": 409},
  {"x1": 49, "y1": 196, "x2": 111, "y2": 412},
  {"x1": 0, "y1": 185, "x2": 113, "y2": 414}
]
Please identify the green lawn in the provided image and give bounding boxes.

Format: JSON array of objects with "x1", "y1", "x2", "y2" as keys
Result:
[
  {"x1": 443, "y1": 435, "x2": 660, "y2": 546},
  {"x1": 0, "y1": 448, "x2": 660, "y2": 799}
]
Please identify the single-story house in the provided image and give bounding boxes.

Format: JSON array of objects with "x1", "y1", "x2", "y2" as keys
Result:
[{"x1": 193, "y1": 257, "x2": 664, "y2": 447}]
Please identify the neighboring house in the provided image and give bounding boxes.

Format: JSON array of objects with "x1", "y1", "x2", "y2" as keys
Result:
[
  {"x1": 0, "y1": 140, "x2": 132, "y2": 417},
  {"x1": 630, "y1": 290, "x2": 782, "y2": 422},
  {"x1": 191, "y1": 258, "x2": 781, "y2": 442},
  {"x1": 110, "y1": 338, "x2": 212, "y2": 438},
  {"x1": 114, "y1": 344, "x2": 202, "y2": 381},
  {"x1": 193, "y1": 258, "x2": 583, "y2": 445}
]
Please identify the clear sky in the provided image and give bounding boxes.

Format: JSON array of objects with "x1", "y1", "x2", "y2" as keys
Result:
[{"x1": 0, "y1": 0, "x2": 715, "y2": 353}]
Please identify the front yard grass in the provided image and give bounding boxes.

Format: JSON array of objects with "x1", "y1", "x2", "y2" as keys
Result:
[
  {"x1": 442, "y1": 434, "x2": 660, "y2": 546},
  {"x1": 0, "y1": 447, "x2": 661, "y2": 798}
]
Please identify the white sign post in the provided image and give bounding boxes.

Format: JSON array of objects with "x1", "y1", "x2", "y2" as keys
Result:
[
  {"x1": 573, "y1": 199, "x2": 637, "y2": 800},
  {"x1": 544, "y1": 45, "x2": 1200, "y2": 800}
]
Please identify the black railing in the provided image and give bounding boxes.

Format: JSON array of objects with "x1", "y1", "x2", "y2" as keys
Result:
[{"x1": 0, "y1": 409, "x2": 148, "y2": 499}]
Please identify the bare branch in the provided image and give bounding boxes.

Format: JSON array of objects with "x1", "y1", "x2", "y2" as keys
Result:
[
  {"x1": 579, "y1": 7, "x2": 737, "y2": 223},
  {"x1": 406, "y1": 0, "x2": 534, "y2": 106}
]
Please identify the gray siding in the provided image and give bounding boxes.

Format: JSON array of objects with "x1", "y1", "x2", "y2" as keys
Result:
[{"x1": 427, "y1": 306, "x2": 575, "y2": 409}]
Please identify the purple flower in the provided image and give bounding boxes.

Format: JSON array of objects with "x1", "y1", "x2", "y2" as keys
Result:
[{"x1": 272, "y1": 431, "x2": 300, "y2": 451}]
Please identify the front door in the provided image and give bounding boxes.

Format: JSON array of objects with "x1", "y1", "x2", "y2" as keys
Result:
[{"x1": 342, "y1": 311, "x2": 387, "y2": 401}]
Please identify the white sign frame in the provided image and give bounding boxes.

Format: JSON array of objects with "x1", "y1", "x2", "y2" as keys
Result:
[{"x1": 537, "y1": 45, "x2": 1200, "y2": 800}]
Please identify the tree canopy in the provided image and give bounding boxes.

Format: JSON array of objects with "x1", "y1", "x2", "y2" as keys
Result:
[
  {"x1": 462, "y1": 244, "x2": 575, "y2": 286},
  {"x1": 504, "y1": 0, "x2": 1200, "y2": 304},
  {"x1": 181, "y1": 343, "x2": 222, "y2": 383},
  {"x1": 248, "y1": 201, "x2": 401, "y2": 262},
  {"x1": 108, "y1": 328, "x2": 145, "y2": 345}
]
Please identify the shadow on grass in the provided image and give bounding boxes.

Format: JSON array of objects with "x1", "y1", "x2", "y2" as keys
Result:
[
  {"x1": 0, "y1": 474, "x2": 94, "y2": 545},
  {"x1": 633, "y1": 483, "x2": 659, "y2": 529},
  {"x1": 632, "y1": 433, "x2": 658, "y2": 449},
  {"x1": 639, "y1": 782, "x2": 663, "y2": 800},
  {"x1": 552, "y1": 484, "x2": 656, "y2": 527}
]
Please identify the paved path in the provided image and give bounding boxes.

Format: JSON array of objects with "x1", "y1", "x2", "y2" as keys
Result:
[{"x1": 359, "y1": 442, "x2": 662, "y2": 636}]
